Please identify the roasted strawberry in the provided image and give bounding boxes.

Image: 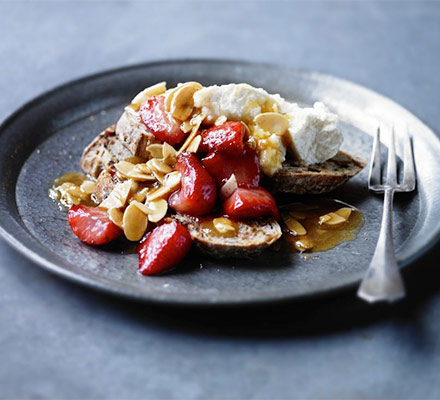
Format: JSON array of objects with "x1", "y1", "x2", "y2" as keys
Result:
[
  {"x1": 138, "y1": 221, "x2": 192, "y2": 275},
  {"x1": 68, "y1": 205, "x2": 123, "y2": 245},
  {"x1": 168, "y1": 153, "x2": 217, "y2": 216},
  {"x1": 223, "y1": 187, "x2": 279, "y2": 220},
  {"x1": 139, "y1": 96, "x2": 186, "y2": 145},
  {"x1": 199, "y1": 121, "x2": 245, "y2": 155},
  {"x1": 202, "y1": 145, "x2": 260, "y2": 188}
]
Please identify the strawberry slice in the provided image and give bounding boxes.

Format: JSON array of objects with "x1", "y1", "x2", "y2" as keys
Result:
[
  {"x1": 139, "y1": 96, "x2": 186, "y2": 145},
  {"x1": 68, "y1": 205, "x2": 123, "y2": 245},
  {"x1": 223, "y1": 187, "x2": 279, "y2": 220},
  {"x1": 202, "y1": 145, "x2": 260, "y2": 188},
  {"x1": 199, "y1": 121, "x2": 245, "y2": 155},
  {"x1": 138, "y1": 221, "x2": 192, "y2": 275},
  {"x1": 168, "y1": 153, "x2": 217, "y2": 216}
]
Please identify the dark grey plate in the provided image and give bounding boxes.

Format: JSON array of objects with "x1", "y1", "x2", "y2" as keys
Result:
[{"x1": 0, "y1": 60, "x2": 439, "y2": 306}]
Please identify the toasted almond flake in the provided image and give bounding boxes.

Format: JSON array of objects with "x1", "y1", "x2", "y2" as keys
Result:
[
  {"x1": 335, "y1": 207, "x2": 353, "y2": 219},
  {"x1": 108, "y1": 208, "x2": 124, "y2": 229},
  {"x1": 129, "y1": 82, "x2": 167, "y2": 111},
  {"x1": 186, "y1": 134, "x2": 202, "y2": 153},
  {"x1": 99, "y1": 180, "x2": 133, "y2": 209},
  {"x1": 181, "y1": 120, "x2": 193, "y2": 133},
  {"x1": 213, "y1": 217, "x2": 236, "y2": 234},
  {"x1": 146, "y1": 199, "x2": 168, "y2": 222},
  {"x1": 163, "y1": 171, "x2": 181, "y2": 190},
  {"x1": 162, "y1": 142, "x2": 177, "y2": 165},
  {"x1": 152, "y1": 170, "x2": 165, "y2": 185},
  {"x1": 126, "y1": 171, "x2": 156, "y2": 181},
  {"x1": 80, "y1": 180, "x2": 97, "y2": 194},
  {"x1": 164, "y1": 86, "x2": 181, "y2": 113},
  {"x1": 294, "y1": 237, "x2": 314, "y2": 252},
  {"x1": 145, "y1": 144, "x2": 164, "y2": 159},
  {"x1": 319, "y1": 212, "x2": 346, "y2": 225},
  {"x1": 130, "y1": 200, "x2": 151, "y2": 215},
  {"x1": 132, "y1": 187, "x2": 150, "y2": 203},
  {"x1": 254, "y1": 112, "x2": 289, "y2": 136},
  {"x1": 123, "y1": 203, "x2": 148, "y2": 241},
  {"x1": 134, "y1": 163, "x2": 151, "y2": 174},
  {"x1": 146, "y1": 185, "x2": 172, "y2": 202},
  {"x1": 177, "y1": 113, "x2": 205, "y2": 155},
  {"x1": 220, "y1": 174, "x2": 238, "y2": 199},
  {"x1": 170, "y1": 84, "x2": 202, "y2": 121},
  {"x1": 150, "y1": 158, "x2": 173, "y2": 174},
  {"x1": 115, "y1": 161, "x2": 135, "y2": 177},
  {"x1": 214, "y1": 115, "x2": 227, "y2": 126},
  {"x1": 282, "y1": 213, "x2": 307, "y2": 236}
]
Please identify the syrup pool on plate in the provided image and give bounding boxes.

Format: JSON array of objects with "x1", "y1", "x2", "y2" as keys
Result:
[{"x1": 281, "y1": 199, "x2": 363, "y2": 253}]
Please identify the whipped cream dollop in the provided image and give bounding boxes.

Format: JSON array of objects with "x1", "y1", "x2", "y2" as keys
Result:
[{"x1": 194, "y1": 83, "x2": 343, "y2": 175}]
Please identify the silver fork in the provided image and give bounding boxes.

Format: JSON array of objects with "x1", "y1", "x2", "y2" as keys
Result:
[{"x1": 357, "y1": 124, "x2": 416, "y2": 303}]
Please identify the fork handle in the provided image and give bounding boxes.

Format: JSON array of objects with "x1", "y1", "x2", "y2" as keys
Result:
[{"x1": 357, "y1": 188, "x2": 406, "y2": 302}]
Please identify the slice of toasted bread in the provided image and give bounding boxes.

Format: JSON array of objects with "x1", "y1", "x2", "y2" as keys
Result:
[
  {"x1": 173, "y1": 214, "x2": 282, "y2": 258},
  {"x1": 270, "y1": 151, "x2": 366, "y2": 194},
  {"x1": 115, "y1": 107, "x2": 158, "y2": 159},
  {"x1": 80, "y1": 125, "x2": 132, "y2": 178}
]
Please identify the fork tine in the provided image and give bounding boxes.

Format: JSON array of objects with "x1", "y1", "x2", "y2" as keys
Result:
[
  {"x1": 386, "y1": 125, "x2": 397, "y2": 186},
  {"x1": 368, "y1": 126, "x2": 382, "y2": 188},
  {"x1": 401, "y1": 125, "x2": 416, "y2": 191}
]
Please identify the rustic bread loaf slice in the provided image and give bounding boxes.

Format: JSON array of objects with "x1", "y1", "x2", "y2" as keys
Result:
[
  {"x1": 173, "y1": 214, "x2": 282, "y2": 258},
  {"x1": 271, "y1": 151, "x2": 366, "y2": 194},
  {"x1": 80, "y1": 125, "x2": 132, "y2": 178},
  {"x1": 115, "y1": 107, "x2": 158, "y2": 159}
]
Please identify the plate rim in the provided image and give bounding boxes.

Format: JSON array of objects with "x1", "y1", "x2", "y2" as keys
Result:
[{"x1": 1, "y1": 58, "x2": 440, "y2": 307}]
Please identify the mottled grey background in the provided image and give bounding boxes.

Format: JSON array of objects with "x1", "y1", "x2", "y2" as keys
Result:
[{"x1": 1, "y1": 1, "x2": 440, "y2": 399}]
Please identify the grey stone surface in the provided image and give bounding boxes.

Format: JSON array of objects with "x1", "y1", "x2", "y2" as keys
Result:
[{"x1": 0, "y1": 1, "x2": 440, "y2": 399}]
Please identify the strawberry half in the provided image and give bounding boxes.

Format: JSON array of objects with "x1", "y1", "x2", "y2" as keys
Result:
[
  {"x1": 168, "y1": 152, "x2": 217, "y2": 216},
  {"x1": 202, "y1": 145, "x2": 260, "y2": 188},
  {"x1": 138, "y1": 221, "x2": 192, "y2": 275},
  {"x1": 139, "y1": 96, "x2": 186, "y2": 145},
  {"x1": 68, "y1": 205, "x2": 123, "y2": 245},
  {"x1": 199, "y1": 121, "x2": 245, "y2": 155},
  {"x1": 223, "y1": 187, "x2": 279, "y2": 220}
]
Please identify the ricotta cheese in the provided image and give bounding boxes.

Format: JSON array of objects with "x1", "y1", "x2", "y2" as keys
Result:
[{"x1": 193, "y1": 83, "x2": 343, "y2": 175}]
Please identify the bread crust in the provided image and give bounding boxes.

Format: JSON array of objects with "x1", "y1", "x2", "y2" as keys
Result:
[
  {"x1": 271, "y1": 151, "x2": 366, "y2": 194},
  {"x1": 173, "y1": 214, "x2": 282, "y2": 258},
  {"x1": 80, "y1": 125, "x2": 132, "y2": 178}
]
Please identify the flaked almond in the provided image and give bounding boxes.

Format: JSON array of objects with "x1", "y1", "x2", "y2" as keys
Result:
[
  {"x1": 220, "y1": 174, "x2": 238, "y2": 199},
  {"x1": 214, "y1": 115, "x2": 227, "y2": 126},
  {"x1": 282, "y1": 213, "x2": 307, "y2": 236},
  {"x1": 80, "y1": 180, "x2": 97, "y2": 194},
  {"x1": 162, "y1": 142, "x2": 177, "y2": 165},
  {"x1": 186, "y1": 134, "x2": 201, "y2": 153},
  {"x1": 145, "y1": 143, "x2": 164, "y2": 159},
  {"x1": 335, "y1": 207, "x2": 353, "y2": 220},
  {"x1": 294, "y1": 237, "x2": 314, "y2": 252},
  {"x1": 146, "y1": 199, "x2": 168, "y2": 223},
  {"x1": 115, "y1": 160, "x2": 135, "y2": 177},
  {"x1": 149, "y1": 158, "x2": 173, "y2": 174},
  {"x1": 152, "y1": 170, "x2": 165, "y2": 185},
  {"x1": 170, "y1": 84, "x2": 200, "y2": 121},
  {"x1": 164, "y1": 171, "x2": 181, "y2": 190},
  {"x1": 177, "y1": 113, "x2": 205, "y2": 155},
  {"x1": 254, "y1": 112, "x2": 289, "y2": 136},
  {"x1": 130, "y1": 200, "x2": 150, "y2": 215},
  {"x1": 99, "y1": 180, "x2": 133, "y2": 209},
  {"x1": 131, "y1": 187, "x2": 150, "y2": 203},
  {"x1": 146, "y1": 185, "x2": 171, "y2": 202},
  {"x1": 123, "y1": 203, "x2": 148, "y2": 241},
  {"x1": 181, "y1": 120, "x2": 193, "y2": 133},
  {"x1": 213, "y1": 217, "x2": 236, "y2": 234},
  {"x1": 129, "y1": 81, "x2": 167, "y2": 111},
  {"x1": 319, "y1": 212, "x2": 346, "y2": 225},
  {"x1": 108, "y1": 208, "x2": 124, "y2": 229}
]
